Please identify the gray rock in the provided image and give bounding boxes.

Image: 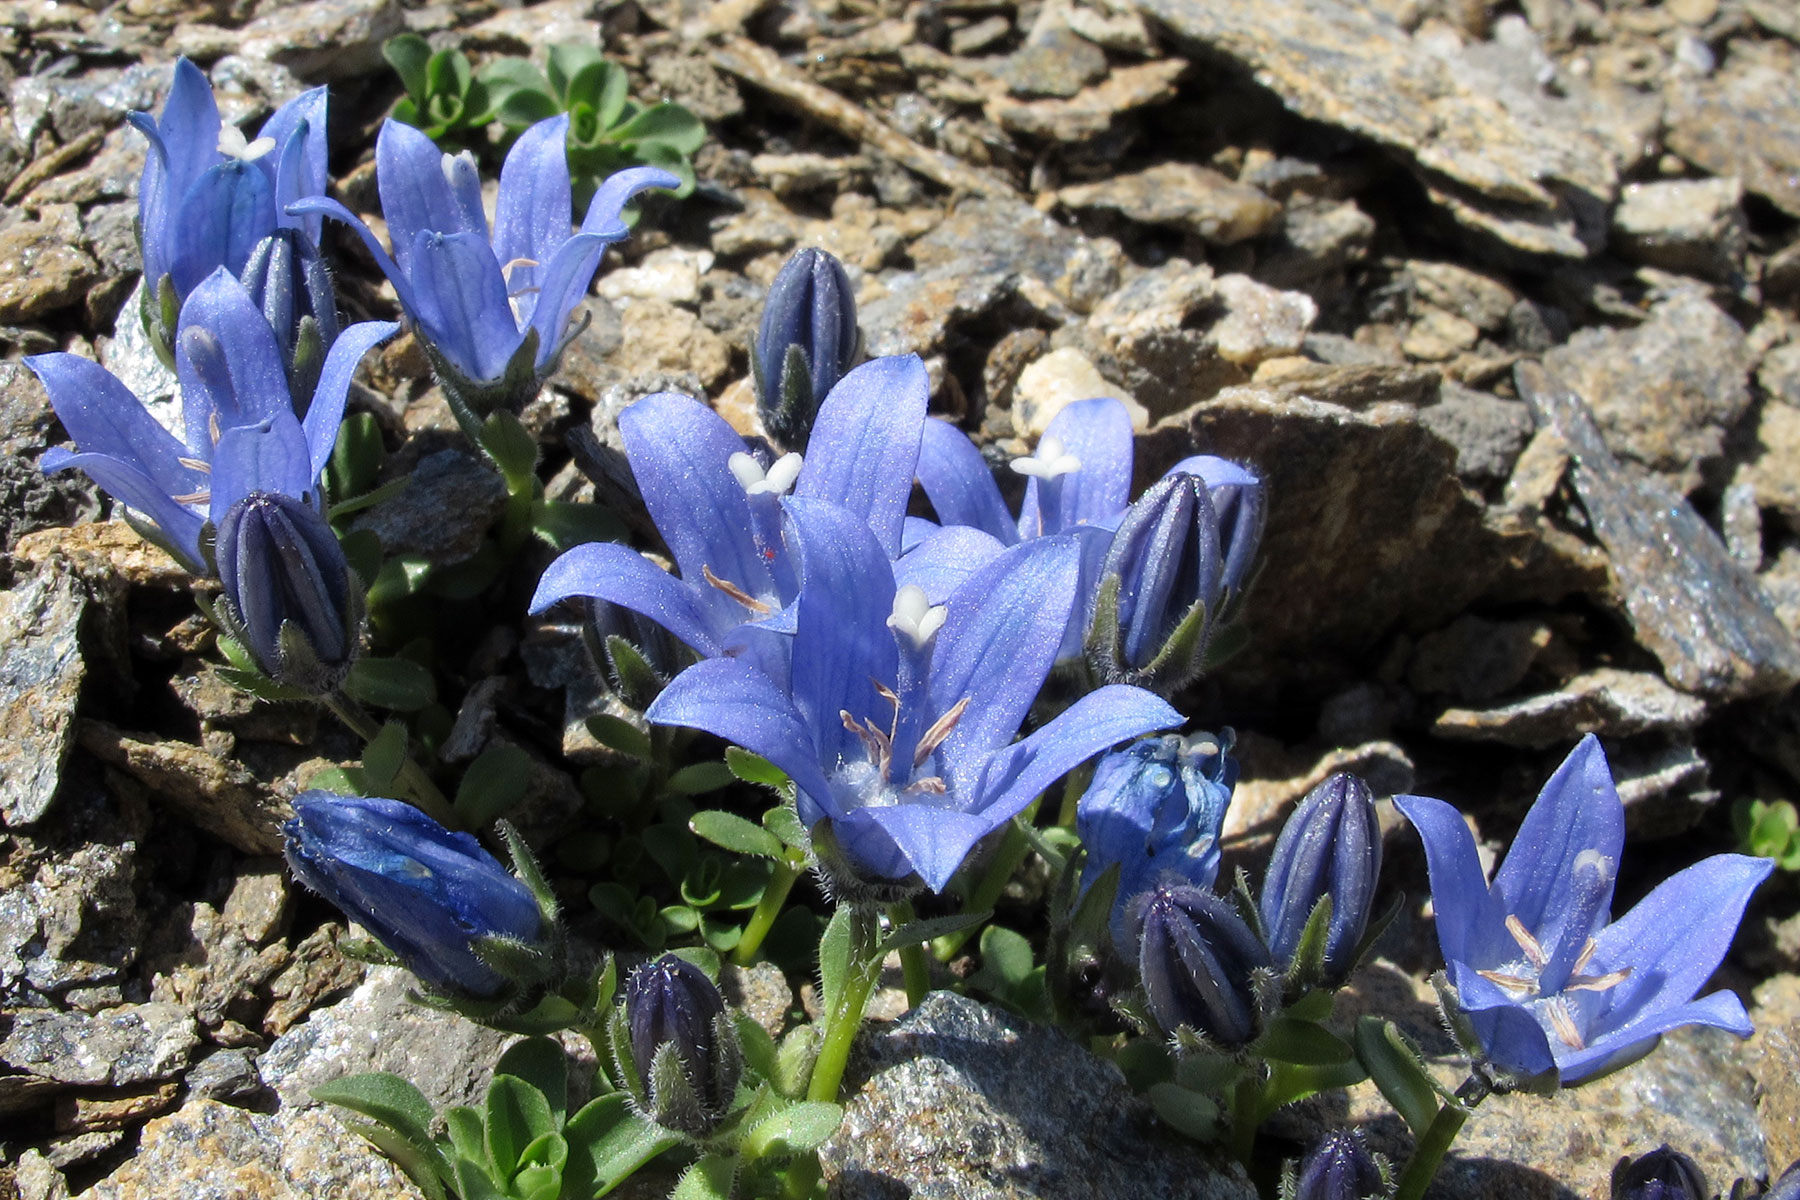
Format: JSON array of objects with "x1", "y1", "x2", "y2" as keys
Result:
[
  {"x1": 1257, "y1": 196, "x2": 1377, "y2": 293},
  {"x1": 1058, "y1": 163, "x2": 1280, "y2": 244},
  {"x1": 1666, "y1": 40, "x2": 1800, "y2": 219},
  {"x1": 1416, "y1": 383, "x2": 1534, "y2": 484},
  {"x1": 984, "y1": 59, "x2": 1187, "y2": 143},
  {"x1": 1611, "y1": 177, "x2": 1749, "y2": 281},
  {"x1": 1005, "y1": 26, "x2": 1110, "y2": 99},
  {"x1": 1406, "y1": 614, "x2": 1550, "y2": 701},
  {"x1": 78, "y1": 722, "x2": 287, "y2": 856},
  {"x1": 348, "y1": 449, "x2": 508, "y2": 566},
  {"x1": 184, "y1": 1049, "x2": 266, "y2": 1106},
  {"x1": 0, "y1": 1002, "x2": 198, "y2": 1087},
  {"x1": 822, "y1": 992, "x2": 1255, "y2": 1200},
  {"x1": 1408, "y1": 261, "x2": 1519, "y2": 334},
  {"x1": 1517, "y1": 361, "x2": 1800, "y2": 699},
  {"x1": 0, "y1": 361, "x2": 57, "y2": 456},
  {"x1": 0, "y1": 204, "x2": 99, "y2": 323},
  {"x1": 905, "y1": 196, "x2": 1124, "y2": 315},
  {"x1": 236, "y1": 0, "x2": 405, "y2": 83},
  {"x1": 0, "y1": 561, "x2": 91, "y2": 827},
  {"x1": 1431, "y1": 667, "x2": 1708, "y2": 747},
  {"x1": 1542, "y1": 288, "x2": 1750, "y2": 494}
]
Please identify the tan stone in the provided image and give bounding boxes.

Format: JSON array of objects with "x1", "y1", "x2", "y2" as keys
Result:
[
  {"x1": 1012, "y1": 348, "x2": 1147, "y2": 436},
  {"x1": 614, "y1": 300, "x2": 733, "y2": 390}
]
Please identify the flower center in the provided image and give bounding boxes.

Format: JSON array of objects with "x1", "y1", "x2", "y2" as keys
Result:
[
  {"x1": 728, "y1": 451, "x2": 803, "y2": 497},
  {"x1": 1010, "y1": 435, "x2": 1081, "y2": 481}
]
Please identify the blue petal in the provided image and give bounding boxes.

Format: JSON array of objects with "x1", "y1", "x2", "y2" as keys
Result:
[
  {"x1": 793, "y1": 355, "x2": 929, "y2": 558},
  {"x1": 41, "y1": 450, "x2": 205, "y2": 570},
  {"x1": 208, "y1": 412, "x2": 313, "y2": 519},
  {"x1": 928, "y1": 536, "x2": 1080, "y2": 767},
  {"x1": 170, "y1": 160, "x2": 278, "y2": 295},
  {"x1": 154, "y1": 59, "x2": 224, "y2": 206},
  {"x1": 578, "y1": 165, "x2": 681, "y2": 237},
  {"x1": 782, "y1": 498, "x2": 899, "y2": 769},
  {"x1": 1492, "y1": 735, "x2": 1625, "y2": 957},
  {"x1": 376, "y1": 119, "x2": 481, "y2": 277},
  {"x1": 527, "y1": 230, "x2": 612, "y2": 365},
  {"x1": 407, "y1": 230, "x2": 522, "y2": 386},
  {"x1": 286, "y1": 196, "x2": 423, "y2": 317},
  {"x1": 25, "y1": 353, "x2": 200, "y2": 495},
  {"x1": 530, "y1": 541, "x2": 725, "y2": 658},
  {"x1": 1446, "y1": 961, "x2": 1557, "y2": 1078},
  {"x1": 646, "y1": 657, "x2": 835, "y2": 811},
  {"x1": 174, "y1": 269, "x2": 293, "y2": 445},
  {"x1": 1559, "y1": 991, "x2": 1753, "y2": 1084},
  {"x1": 916, "y1": 418, "x2": 1016, "y2": 542},
  {"x1": 1162, "y1": 455, "x2": 1260, "y2": 487},
  {"x1": 1020, "y1": 397, "x2": 1134, "y2": 537},
  {"x1": 894, "y1": 525, "x2": 1006, "y2": 604},
  {"x1": 1393, "y1": 793, "x2": 1509, "y2": 969},
  {"x1": 493, "y1": 114, "x2": 573, "y2": 294},
  {"x1": 838, "y1": 805, "x2": 998, "y2": 894},
  {"x1": 258, "y1": 86, "x2": 329, "y2": 241},
  {"x1": 965, "y1": 685, "x2": 1181, "y2": 826},
  {"x1": 304, "y1": 320, "x2": 398, "y2": 481}
]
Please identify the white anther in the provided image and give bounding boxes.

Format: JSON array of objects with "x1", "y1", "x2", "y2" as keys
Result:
[
  {"x1": 217, "y1": 124, "x2": 275, "y2": 161},
  {"x1": 1178, "y1": 732, "x2": 1221, "y2": 759},
  {"x1": 440, "y1": 149, "x2": 478, "y2": 187},
  {"x1": 1010, "y1": 434, "x2": 1081, "y2": 480},
  {"x1": 728, "y1": 451, "x2": 804, "y2": 497},
  {"x1": 887, "y1": 584, "x2": 948, "y2": 646}
]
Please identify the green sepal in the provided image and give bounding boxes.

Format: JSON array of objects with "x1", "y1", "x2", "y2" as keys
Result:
[
  {"x1": 1280, "y1": 894, "x2": 1335, "y2": 1000},
  {"x1": 1134, "y1": 596, "x2": 1212, "y2": 695},
  {"x1": 691, "y1": 810, "x2": 786, "y2": 861},
  {"x1": 741, "y1": 1100, "x2": 843, "y2": 1161},
  {"x1": 604, "y1": 633, "x2": 664, "y2": 711},
  {"x1": 673, "y1": 1153, "x2": 738, "y2": 1200}
]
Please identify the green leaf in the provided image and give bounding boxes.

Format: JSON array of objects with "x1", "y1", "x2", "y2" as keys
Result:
[
  {"x1": 585, "y1": 713, "x2": 654, "y2": 761},
  {"x1": 368, "y1": 553, "x2": 434, "y2": 607},
  {"x1": 736, "y1": 1011, "x2": 779, "y2": 1085},
  {"x1": 479, "y1": 411, "x2": 539, "y2": 494},
  {"x1": 742, "y1": 1101, "x2": 843, "y2": 1160},
  {"x1": 690, "y1": 810, "x2": 785, "y2": 860},
  {"x1": 1256, "y1": 1017, "x2": 1354, "y2": 1067},
  {"x1": 485, "y1": 1074, "x2": 556, "y2": 1181},
  {"x1": 547, "y1": 43, "x2": 606, "y2": 104},
  {"x1": 594, "y1": 61, "x2": 631, "y2": 129},
  {"x1": 344, "y1": 1118, "x2": 450, "y2": 1200},
  {"x1": 444, "y1": 1105, "x2": 485, "y2": 1164},
  {"x1": 345, "y1": 656, "x2": 438, "y2": 711},
  {"x1": 328, "y1": 475, "x2": 410, "y2": 521},
  {"x1": 562, "y1": 1094, "x2": 681, "y2": 1199},
  {"x1": 494, "y1": 1038, "x2": 568, "y2": 1126},
  {"x1": 426, "y1": 46, "x2": 474, "y2": 103},
  {"x1": 1145, "y1": 1082, "x2": 1222, "y2": 1142},
  {"x1": 327, "y1": 411, "x2": 386, "y2": 501},
  {"x1": 613, "y1": 103, "x2": 707, "y2": 154},
  {"x1": 214, "y1": 666, "x2": 313, "y2": 703},
  {"x1": 666, "y1": 761, "x2": 737, "y2": 796},
  {"x1": 305, "y1": 765, "x2": 362, "y2": 796},
  {"x1": 1258, "y1": 1059, "x2": 1369, "y2": 1119},
  {"x1": 726, "y1": 747, "x2": 791, "y2": 790},
  {"x1": 763, "y1": 804, "x2": 808, "y2": 852},
  {"x1": 455, "y1": 744, "x2": 532, "y2": 827},
  {"x1": 339, "y1": 528, "x2": 383, "y2": 587},
  {"x1": 670, "y1": 1153, "x2": 736, "y2": 1200},
  {"x1": 529, "y1": 500, "x2": 625, "y2": 551},
  {"x1": 360, "y1": 720, "x2": 410, "y2": 792},
  {"x1": 977, "y1": 926, "x2": 1035, "y2": 987},
  {"x1": 878, "y1": 910, "x2": 991, "y2": 956},
  {"x1": 817, "y1": 904, "x2": 853, "y2": 1023},
  {"x1": 496, "y1": 86, "x2": 564, "y2": 129},
  {"x1": 774, "y1": 1025, "x2": 819, "y2": 1099},
  {"x1": 1354, "y1": 1016, "x2": 1441, "y2": 1137},
  {"x1": 309, "y1": 1072, "x2": 438, "y2": 1149},
  {"x1": 382, "y1": 33, "x2": 434, "y2": 102},
  {"x1": 452, "y1": 1155, "x2": 507, "y2": 1200}
]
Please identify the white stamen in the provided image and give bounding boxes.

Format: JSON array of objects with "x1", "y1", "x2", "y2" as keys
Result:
[
  {"x1": 1178, "y1": 732, "x2": 1221, "y2": 759},
  {"x1": 217, "y1": 124, "x2": 275, "y2": 161},
  {"x1": 440, "y1": 149, "x2": 478, "y2": 187},
  {"x1": 1010, "y1": 434, "x2": 1081, "y2": 481},
  {"x1": 728, "y1": 450, "x2": 805, "y2": 497},
  {"x1": 888, "y1": 584, "x2": 947, "y2": 646}
]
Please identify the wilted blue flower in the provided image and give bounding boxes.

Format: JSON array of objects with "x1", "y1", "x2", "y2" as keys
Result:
[
  {"x1": 754, "y1": 247, "x2": 860, "y2": 452},
  {"x1": 530, "y1": 355, "x2": 931, "y2": 678},
  {"x1": 1292, "y1": 1131, "x2": 1387, "y2": 1200},
  {"x1": 1397, "y1": 735, "x2": 1773, "y2": 1086},
  {"x1": 645, "y1": 498, "x2": 1180, "y2": 894},
  {"x1": 1129, "y1": 882, "x2": 1270, "y2": 1046},
  {"x1": 216, "y1": 491, "x2": 357, "y2": 693},
  {"x1": 293, "y1": 116, "x2": 676, "y2": 416},
  {"x1": 1076, "y1": 731, "x2": 1236, "y2": 938},
  {"x1": 622, "y1": 955, "x2": 742, "y2": 1137},
  {"x1": 283, "y1": 792, "x2": 545, "y2": 997},
  {"x1": 131, "y1": 60, "x2": 329, "y2": 354},
  {"x1": 27, "y1": 269, "x2": 394, "y2": 572},
  {"x1": 1610, "y1": 1145, "x2": 1708, "y2": 1200},
  {"x1": 1259, "y1": 772, "x2": 1382, "y2": 986}
]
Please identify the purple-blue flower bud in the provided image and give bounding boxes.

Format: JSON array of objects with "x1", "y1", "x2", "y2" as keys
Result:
[
  {"x1": 1188, "y1": 456, "x2": 1264, "y2": 604},
  {"x1": 1292, "y1": 1131, "x2": 1387, "y2": 1200},
  {"x1": 1089, "y1": 472, "x2": 1223, "y2": 694},
  {"x1": 624, "y1": 954, "x2": 742, "y2": 1136},
  {"x1": 283, "y1": 792, "x2": 545, "y2": 997},
  {"x1": 1765, "y1": 1159, "x2": 1800, "y2": 1200},
  {"x1": 1259, "y1": 773, "x2": 1381, "y2": 986},
  {"x1": 1129, "y1": 883, "x2": 1270, "y2": 1045},
  {"x1": 215, "y1": 491, "x2": 356, "y2": 694},
  {"x1": 1077, "y1": 732, "x2": 1237, "y2": 940},
  {"x1": 1610, "y1": 1145, "x2": 1709, "y2": 1200},
  {"x1": 754, "y1": 247, "x2": 859, "y2": 451},
  {"x1": 240, "y1": 228, "x2": 341, "y2": 399}
]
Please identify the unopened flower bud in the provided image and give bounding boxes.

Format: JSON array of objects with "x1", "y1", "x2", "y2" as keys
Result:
[
  {"x1": 1129, "y1": 883, "x2": 1270, "y2": 1046},
  {"x1": 240, "y1": 228, "x2": 341, "y2": 400},
  {"x1": 1185, "y1": 455, "x2": 1264, "y2": 605},
  {"x1": 1610, "y1": 1145, "x2": 1709, "y2": 1200},
  {"x1": 754, "y1": 247, "x2": 860, "y2": 451},
  {"x1": 623, "y1": 954, "x2": 743, "y2": 1138},
  {"x1": 1291, "y1": 1131, "x2": 1388, "y2": 1200},
  {"x1": 1764, "y1": 1159, "x2": 1800, "y2": 1200},
  {"x1": 283, "y1": 792, "x2": 546, "y2": 998},
  {"x1": 215, "y1": 491, "x2": 358, "y2": 694},
  {"x1": 1259, "y1": 773, "x2": 1382, "y2": 987}
]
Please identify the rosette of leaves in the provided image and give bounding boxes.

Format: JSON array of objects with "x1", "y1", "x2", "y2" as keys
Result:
[{"x1": 383, "y1": 34, "x2": 502, "y2": 150}]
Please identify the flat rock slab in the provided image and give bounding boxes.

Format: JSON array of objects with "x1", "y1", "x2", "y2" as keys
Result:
[
  {"x1": 1666, "y1": 40, "x2": 1800, "y2": 219},
  {"x1": 1517, "y1": 362, "x2": 1800, "y2": 700},
  {"x1": 0, "y1": 1002, "x2": 197, "y2": 1087},
  {"x1": 823, "y1": 992, "x2": 1254, "y2": 1200},
  {"x1": 0, "y1": 560, "x2": 90, "y2": 827}
]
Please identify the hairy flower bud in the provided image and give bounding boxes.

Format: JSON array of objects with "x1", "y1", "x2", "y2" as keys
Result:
[
  {"x1": 622, "y1": 955, "x2": 743, "y2": 1138},
  {"x1": 1259, "y1": 773, "x2": 1382, "y2": 987},
  {"x1": 240, "y1": 228, "x2": 341, "y2": 400},
  {"x1": 283, "y1": 792, "x2": 546, "y2": 997},
  {"x1": 1129, "y1": 883, "x2": 1270, "y2": 1046},
  {"x1": 1610, "y1": 1145, "x2": 1709, "y2": 1200},
  {"x1": 215, "y1": 491, "x2": 358, "y2": 694},
  {"x1": 1291, "y1": 1131, "x2": 1388, "y2": 1200},
  {"x1": 754, "y1": 247, "x2": 860, "y2": 451}
]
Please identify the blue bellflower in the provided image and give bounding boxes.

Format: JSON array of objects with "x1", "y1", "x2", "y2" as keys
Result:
[
  {"x1": 1610, "y1": 1146, "x2": 1709, "y2": 1200},
  {"x1": 1129, "y1": 882, "x2": 1271, "y2": 1046},
  {"x1": 283, "y1": 792, "x2": 545, "y2": 998},
  {"x1": 27, "y1": 269, "x2": 395, "y2": 572},
  {"x1": 1076, "y1": 732, "x2": 1237, "y2": 939},
  {"x1": 530, "y1": 355, "x2": 931, "y2": 677},
  {"x1": 754, "y1": 247, "x2": 861, "y2": 452},
  {"x1": 132, "y1": 60, "x2": 330, "y2": 344},
  {"x1": 1291, "y1": 1131, "x2": 1388, "y2": 1200},
  {"x1": 1397, "y1": 735, "x2": 1773, "y2": 1086},
  {"x1": 645, "y1": 498, "x2": 1180, "y2": 894},
  {"x1": 293, "y1": 116, "x2": 677, "y2": 416},
  {"x1": 215, "y1": 491, "x2": 358, "y2": 694},
  {"x1": 1259, "y1": 772, "x2": 1382, "y2": 986},
  {"x1": 622, "y1": 954, "x2": 743, "y2": 1137}
]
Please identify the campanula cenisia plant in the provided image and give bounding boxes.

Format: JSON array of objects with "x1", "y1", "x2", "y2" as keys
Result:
[
  {"x1": 616, "y1": 955, "x2": 744, "y2": 1138},
  {"x1": 754, "y1": 247, "x2": 861, "y2": 453},
  {"x1": 1260, "y1": 772, "x2": 1383, "y2": 989}
]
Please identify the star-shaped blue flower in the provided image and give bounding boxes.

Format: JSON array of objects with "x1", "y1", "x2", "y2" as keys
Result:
[{"x1": 1397, "y1": 735, "x2": 1772, "y2": 1086}]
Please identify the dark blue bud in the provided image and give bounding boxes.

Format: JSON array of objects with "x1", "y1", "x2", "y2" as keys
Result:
[
  {"x1": 1259, "y1": 773, "x2": 1381, "y2": 986},
  {"x1": 1129, "y1": 883, "x2": 1270, "y2": 1046},
  {"x1": 1078, "y1": 732, "x2": 1237, "y2": 941},
  {"x1": 216, "y1": 491, "x2": 357, "y2": 694},
  {"x1": 241, "y1": 229, "x2": 341, "y2": 399},
  {"x1": 1610, "y1": 1145, "x2": 1709, "y2": 1200},
  {"x1": 624, "y1": 954, "x2": 742, "y2": 1136},
  {"x1": 1089, "y1": 472, "x2": 1223, "y2": 694},
  {"x1": 282, "y1": 791, "x2": 545, "y2": 997},
  {"x1": 754, "y1": 247, "x2": 859, "y2": 451},
  {"x1": 1185, "y1": 456, "x2": 1264, "y2": 604},
  {"x1": 1292, "y1": 1131, "x2": 1387, "y2": 1200},
  {"x1": 1765, "y1": 1159, "x2": 1800, "y2": 1200}
]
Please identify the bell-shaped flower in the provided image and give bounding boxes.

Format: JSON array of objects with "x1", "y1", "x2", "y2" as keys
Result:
[
  {"x1": 131, "y1": 60, "x2": 330, "y2": 354},
  {"x1": 1128, "y1": 882, "x2": 1271, "y2": 1046},
  {"x1": 1259, "y1": 772, "x2": 1382, "y2": 988},
  {"x1": 754, "y1": 247, "x2": 861, "y2": 452},
  {"x1": 530, "y1": 355, "x2": 930, "y2": 675},
  {"x1": 215, "y1": 491, "x2": 359, "y2": 694},
  {"x1": 1290, "y1": 1131, "x2": 1389, "y2": 1200},
  {"x1": 617, "y1": 955, "x2": 744, "y2": 1138},
  {"x1": 27, "y1": 269, "x2": 395, "y2": 572},
  {"x1": 292, "y1": 116, "x2": 677, "y2": 418},
  {"x1": 644, "y1": 497, "x2": 1181, "y2": 895},
  {"x1": 1076, "y1": 731, "x2": 1237, "y2": 940},
  {"x1": 283, "y1": 791, "x2": 547, "y2": 998},
  {"x1": 1396, "y1": 735, "x2": 1773, "y2": 1087}
]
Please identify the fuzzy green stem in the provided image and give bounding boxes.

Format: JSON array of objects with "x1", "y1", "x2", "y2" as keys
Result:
[
  {"x1": 780, "y1": 1153, "x2": 822, "y2": 1200},
  {"x1": 808, "y1": 906, "x2": 882, "y2": 1104},
  {"x1": 734, "y1": 860, "x2": 802, "y2": 966},
  {"x1": 321, "y1": 692, "x2": 457, "y2": 828},
  {"x1": 1228, "y1": 1073, "x2": 1262, "y2": 1169},
  {"x1": 1392, "y1": 1075, "x2": 1490, "y2": 1200},
  {"x1": 888, "y1": 900, "x2": 931, "y2": 1008},
  {"x1": 932, "y1": 821, "x2": 1030, "y2": 961}
]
